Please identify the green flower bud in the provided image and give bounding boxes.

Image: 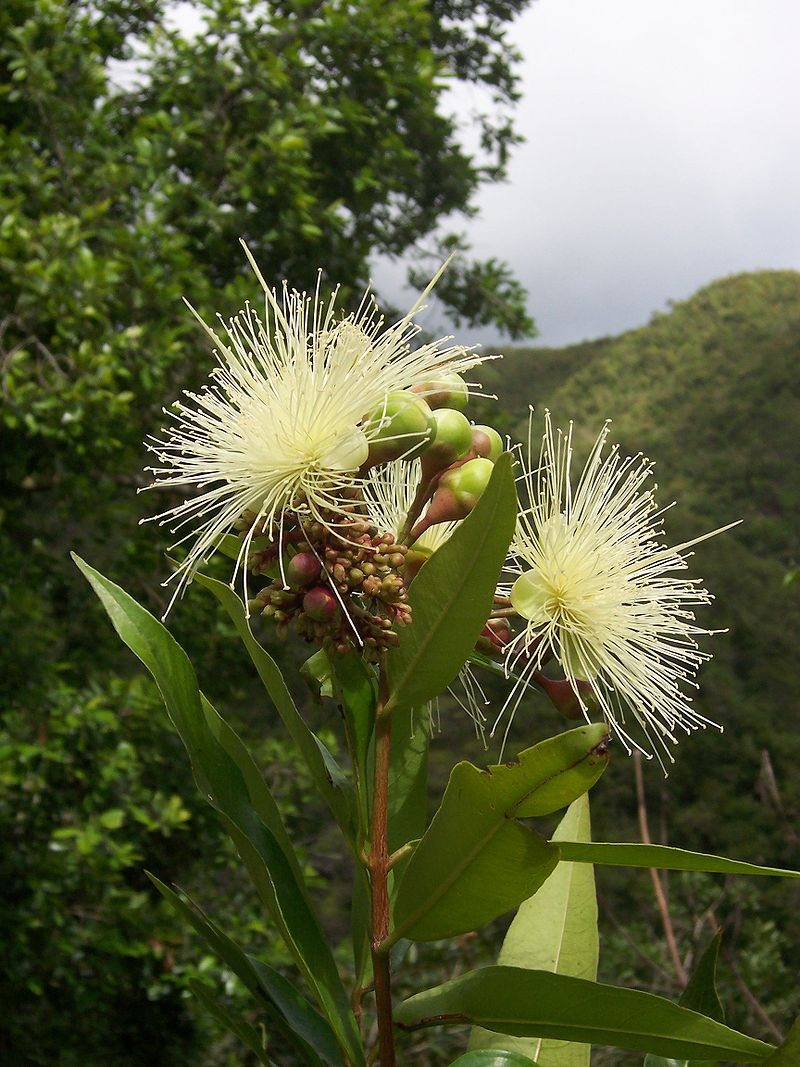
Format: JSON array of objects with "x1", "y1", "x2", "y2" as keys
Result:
[
  {"x1": 402, "y1": 545, "x2": 433, "y2": 581},
  {"x1": 470, "y1": 424, "x2": 504, "y2": 462},
  {"x1": 439, "y1": 457, "x2": 494, "y2": 510},
  {"x1": 412, "y1": 457, "x2": 495, "y2": 536},
  {"x1": 411, "y1": 371, "x2": 469, "y2": 411},
  {"x1": 302, "y1": 586, "x2": 340, "y2": 623},
  {"x1": 285, "y1": 551, "x2": 322, "y2": 588},
  {"x1": 364, "y1": 391, "x2": 436, "y2": 464},
  {"x1": 422, "y1": 408, "x2": 473, "y2": 474}
]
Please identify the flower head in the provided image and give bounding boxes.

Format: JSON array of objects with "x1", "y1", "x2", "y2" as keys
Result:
[
  {"x1": 144, "y1": 244, "x2": 483, "y2": 611},
  {"x1": 500, "y1": 411, "x2": 737, "y2": 766}
]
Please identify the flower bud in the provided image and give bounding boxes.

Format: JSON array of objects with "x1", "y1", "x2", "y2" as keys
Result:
[
  {"x1": 411, "y1": 371, "x2": 469, "y2": 411},
  {"x1": 402, "y1": 546, "x2": 433, "y2": 581},
  {"x1": 537, "y1": 674, "x2": 596, "y2": 720},
  {"x1": 286, "y1": 551, "x2": 322, "y2": 588},
  {"x1": 482, "y1": 617, "x2": 512, "y2": 648},
  {"x1": 411, "y1": 457, "x2": 494, "y2": 537},
  {"x1": 421, "y1": 408, "x2": 473, "y2": 477},
  {"x1": 364, "y1": 391, "x2": 435, "y2": 464},
  {"x1": 470, "y1": 424, "x2": 503, "y2": 463},
  {"x1": 439, "y1": 457, "x2": 494, "y2": 513},
  {"x1": 302, "y1": 586, "x2": 340, "y2": 623}
]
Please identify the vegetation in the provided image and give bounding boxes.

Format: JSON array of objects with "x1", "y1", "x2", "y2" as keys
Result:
[{"x1": 1, "y1": 0, "x2": 798, "y2": 1058}]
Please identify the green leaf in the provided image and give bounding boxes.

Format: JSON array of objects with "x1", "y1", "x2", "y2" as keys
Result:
[
  {"x1": 644, "y1": 932, "x2": 724, "y2": 1067},
  {"x1": 391, "y1": 726, "x2": 609, "y2": 942},
  {"x1": 213, "y1": 531, "x2": 270, "y2": 561},
  {"x1": 351, "y1": 863, "x2": 373, "y2": 988},
  {"x1": 388, "y1": 704, "x2": 431, "y2": 856},
  {"x1": 149, "y1": 875, "x2": 345, "y2": 1067},
  {"x1": 193, "y1": 569, "x2": 355, "y2": 839},
  {"x1": 471, "y1": 795, "x2": 598, "y2": 1067},
  {"x1": 762, "y1": 1019, "x2": 800, "y2": 1064},
  {"x1": 74, "y1": 557, "x2": 363, "y2": 1066},
  {"x1": 386, "y1": 452, "x2": 517, "y2": 711},
  {"x1": 450, "y1": 1053, "x2": 539, "y2": 1066},
  {"x1": 199, "y1": 693, "x2": 304, "y2": 883},
  {"x1": 328, "y1": 650, "x2": 376, "y2": 832},
  {"x1": 556, "y1": 842, "x2": 800, "y2": 880},
  {"x1": 394, "y1": 967, "x2": 774, "y2": 1063},
  {"x1": 188, "y1": 980, "x2": 271, "y2": 1066}
]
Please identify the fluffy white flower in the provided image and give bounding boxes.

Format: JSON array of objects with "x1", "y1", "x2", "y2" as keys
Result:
[
  {"x1": 500, "y1": 411, "x2": 737, "y2": 765},
  {"x1": 144, "y1": 245, "x2": 482, "y2": 610}
]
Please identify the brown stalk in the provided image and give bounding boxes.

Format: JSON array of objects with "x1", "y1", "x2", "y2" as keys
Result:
[{"x1": 368, "y1": 659, "x2": 396, "y2": 1065}]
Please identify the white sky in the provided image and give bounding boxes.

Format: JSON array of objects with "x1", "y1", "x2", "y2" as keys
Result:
[{"x1": 375, "y1": 0, "x2": 800, "y2": 346}]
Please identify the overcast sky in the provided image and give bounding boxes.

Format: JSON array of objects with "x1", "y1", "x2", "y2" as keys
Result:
[{"x1": 376, "y1": 0, "x2": 800, "y2": 347}]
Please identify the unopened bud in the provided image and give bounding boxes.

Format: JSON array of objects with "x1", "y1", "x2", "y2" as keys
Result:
[
  {"x1": 421, "y1": 408, "x2": 473, "y2": 478},
  {"x1": 364, "y1": 391, "x2": 435, "y2": 464},
  {"x1": 439, "y1": 457, "x2": 494, "y2": 513},
  {"x1": 480, "y1": 617, "x2": 512, "y2": 651},
  {"x1": 411, "y1": 371, "x2": 469, "y2": 411},
  {"x1": 286, "y1": 551, "x2": 322, "y2": 588},
  {"x1": 470, "y1": 424, "x2": 503, "y2": 463},
  {"x1": 402, "y1": 546, "x2": 432, "y2": 582},
  {"x1": 302, "y1": 586, "x2": 340, "y2": 623},
  {"x1": 537, "y1": 674, "x2": 596, "y2": 721}
]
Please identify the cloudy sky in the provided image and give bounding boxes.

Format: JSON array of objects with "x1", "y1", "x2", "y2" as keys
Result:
[{"x1": 377, "y1": 0, "x2": 800, "y2": 347}]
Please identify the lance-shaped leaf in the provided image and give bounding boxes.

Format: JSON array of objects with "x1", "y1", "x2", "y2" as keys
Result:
[
  {"x1": 645, "y1": 931, "x2": 724, "y2": 1067},
  {"x1": 150, "y1": 875, "x2": 344, "y2": 1067},
  {"x1": 388, "y1": 704, "x2": 430, "y2": 856},
  {"x1": 386, "y1": 452, "x2": 517, "y2": 712},
  {"x1": 556, "y1": 842, "x2": 800, "y2": 879},
  {"x1": 390, "y1": 726, "x2": 609, "y2": 942},
  {"x1": 194, "y1": 570, "x2": 354, "y2": 837},
  {"x1": 470, "y1": 794, "x2": 598, "y2": 1067},
  {"x1": 394, "y1": 967, "x2": 775, "y2": 1063},
  {"x1": 328, "y1": 650, "x2": 376, "y2": 834},
  {"x1": 74, "y1": 557, "x2": 363, "y2": 1065}
]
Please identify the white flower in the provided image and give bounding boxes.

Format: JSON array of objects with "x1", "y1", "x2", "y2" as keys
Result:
[
  {"x1": 499, "y1": 411, "x2": 738, "y2": 766},
  {"x1": 143, "y1": 244, "x2": 482, "y2": 611}
]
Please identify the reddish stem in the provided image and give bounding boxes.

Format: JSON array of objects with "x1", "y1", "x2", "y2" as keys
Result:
[{"x1": 369, "y1": 663, "x2": 396, "y2": 1065}]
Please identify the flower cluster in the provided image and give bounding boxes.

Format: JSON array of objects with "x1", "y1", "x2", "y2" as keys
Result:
[
  {"x1": 243, "y1": 508, "x2": 412, "y2": 656},
  {"x1": 145, "y1": 249, "x2": 737, "y2": 764}
]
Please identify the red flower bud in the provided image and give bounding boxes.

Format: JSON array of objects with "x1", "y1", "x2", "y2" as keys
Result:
[
  {"x1": 286, "y1": 551, "x2": 322, "y2": 588},
  {"x1": 302, "y1": 586, "x2": 340, "y2": 623}
]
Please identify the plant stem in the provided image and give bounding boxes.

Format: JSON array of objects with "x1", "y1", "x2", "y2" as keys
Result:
[{"x1": 369, "y1": 659, "x2": 396, "y2": 1066}]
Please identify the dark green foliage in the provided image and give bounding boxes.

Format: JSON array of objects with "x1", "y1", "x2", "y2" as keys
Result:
[{"x1": 0, "y1": 675, "x2": 210, "y2": 1065}]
